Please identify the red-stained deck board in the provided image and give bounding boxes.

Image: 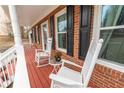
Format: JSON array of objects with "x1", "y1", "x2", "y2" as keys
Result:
[
  {"x1": 42, "y1": 65, "x2": 53, "y2": 85},
  {"x1": 24, "y1": 47, "x2": 53, "y2": 88},
  {"x1": 26, "y1": 65, "x2": 36, "y2": 88},
  {"x1": 27, "y1": 50, "x2": 44, "y2": 88}
]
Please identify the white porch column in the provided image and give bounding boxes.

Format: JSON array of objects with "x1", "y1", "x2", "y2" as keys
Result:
[{"x1": 8, "y1": 5, "x2": 30, "y2": 88}]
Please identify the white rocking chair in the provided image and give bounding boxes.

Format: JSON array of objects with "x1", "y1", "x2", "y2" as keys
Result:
[
  {"x1": 49, "y1": 39, "x2": 103, "y2": 88},
  {"x1": 35, "y1": 38, "x2": 52, "y2": 67}
]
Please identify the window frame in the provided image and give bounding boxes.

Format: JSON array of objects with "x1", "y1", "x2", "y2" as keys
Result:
[
  {"x1": 55, "y1": 8, "x2": 67, "y2": 53},
  {"x1": 93, "y1": 6, "x2": 124, "y2": 73}
]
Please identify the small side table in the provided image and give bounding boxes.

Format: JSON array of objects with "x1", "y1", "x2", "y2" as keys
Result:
[{"x1": 50, "y1": 58, "x2": 62, "y2": 73}]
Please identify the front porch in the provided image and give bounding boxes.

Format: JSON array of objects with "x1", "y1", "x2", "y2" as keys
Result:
[
  {"x1": 0, "y1": 5, "x2": 124, "y2": 88},
  {"x1": 24, "y1": 45, "x2": 124, "y2": 88}
]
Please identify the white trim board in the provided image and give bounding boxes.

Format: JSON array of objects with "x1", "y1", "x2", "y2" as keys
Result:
[{"x1": 100, "y1": 25, "x2": 124, "y2": 30}]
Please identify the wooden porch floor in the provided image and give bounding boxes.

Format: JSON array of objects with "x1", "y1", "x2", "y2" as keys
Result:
[{"x1": 24, "y1": 46, "x2": 53, "y2": 88}]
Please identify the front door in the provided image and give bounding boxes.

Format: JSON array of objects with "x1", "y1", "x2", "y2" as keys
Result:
[{"x1": 41, "y1": 21, "x2": 49, "y2": 51}]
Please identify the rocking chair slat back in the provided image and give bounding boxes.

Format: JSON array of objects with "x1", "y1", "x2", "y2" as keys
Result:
[
  {"x1": 81, "y1": 39, "x2": 103, "y2": 87},
  {"x1": 45, "y1": 38, "x2": 52, "y2": 54}
]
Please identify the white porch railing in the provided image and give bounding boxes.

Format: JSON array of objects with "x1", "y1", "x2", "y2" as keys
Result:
[
  {"x1": 0, "y1": 45, "x2": 30, "y2": 88},
  {"x1": 0, "y1": 46, "x2": 16, "y2": 88}
]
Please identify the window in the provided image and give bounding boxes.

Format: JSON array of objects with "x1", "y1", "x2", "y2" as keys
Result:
[
  {"x1": 99, "y1": 5, "x2": 124, "y2": 64},
  {"x1": 57, "y1": 14, "x2": 67, "y2": 49},
  {"x1": 41, "y1": 20, "x2": 49, "y2": 51},
  {"x1": 55, "y1": 8, "x2": 67, "y2": 52}
]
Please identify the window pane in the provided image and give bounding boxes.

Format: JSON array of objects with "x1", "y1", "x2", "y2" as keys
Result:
[
  {"x1": 58, "y1": 33, "x2": 66, "y2": 49},
  {"x1": 57, "y1": 13, "x2": 67, "y2": 32},
  {"x1": 99, "y1": 29, "x2": 124, "y2": 64},
  {"x1": 101, "y1": 5, "x2": 124, "y2": 27}
]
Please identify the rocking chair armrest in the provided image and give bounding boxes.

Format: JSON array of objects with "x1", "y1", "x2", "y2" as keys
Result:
[
  {"x1": 49, "y1": 73, "x2": 83, "y2": 86},
  {"x1": 35, "y1": 49, "x2": 44, "y2": 53},
  {"x1": 61, "y1": 59, "x2": 82, "y2": 69}
]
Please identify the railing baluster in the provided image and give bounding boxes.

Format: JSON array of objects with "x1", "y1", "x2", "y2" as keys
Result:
[
  {"x1": 13, "y1": 55, "x2": 16, "y2": 70},
  {"x1": 0, "y1": 67, "x2": 4, "y2": 88},
  {"x1": 5, "y1": 59, "x2": 11, "y2": 85},
  {"x1": 12, "y1": 53, "x2": 16, "y2": 74},
  {"x1": 1, "y1": 66, "x2": 7, "y2": 87},
  {"x1": 0, "y1": 78, "x2": 3, "y2": 88},
  {"x1": 9, "y1": 60, "x2": 14, "y2": 81}
]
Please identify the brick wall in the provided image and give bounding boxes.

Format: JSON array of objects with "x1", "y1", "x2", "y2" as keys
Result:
[
  {"x1": 89, "y1": 64, "x2": 124, "y2": 88},
  {"x1": 32, "y1": 5, "x2": 124, "y2": 88}
]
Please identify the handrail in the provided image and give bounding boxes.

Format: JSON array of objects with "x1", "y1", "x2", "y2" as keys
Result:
[{"x1": 0, "y1": 46, "x2": 16, "y2": 61}]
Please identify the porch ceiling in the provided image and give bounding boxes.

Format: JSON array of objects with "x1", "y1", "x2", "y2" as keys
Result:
[{"x1": 2, "y1": 5, "x2": 58, "y2": 27}]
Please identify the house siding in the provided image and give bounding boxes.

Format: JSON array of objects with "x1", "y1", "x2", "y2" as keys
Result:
[{"x1": 31, "y1": 5, "x2": 124, "y2": 88}]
